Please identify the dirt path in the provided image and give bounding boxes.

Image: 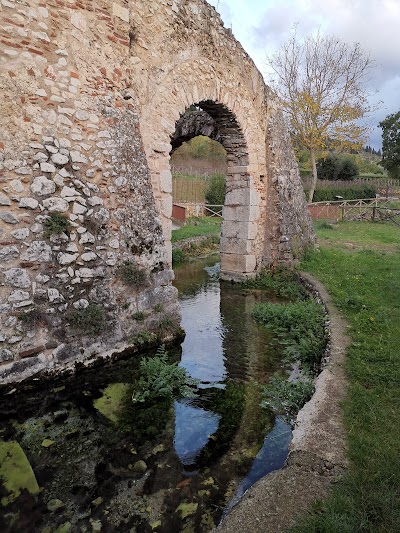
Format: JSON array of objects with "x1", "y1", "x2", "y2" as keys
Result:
[{"x1": 216, "y1": 273, "x2": 350, "y2": 532}]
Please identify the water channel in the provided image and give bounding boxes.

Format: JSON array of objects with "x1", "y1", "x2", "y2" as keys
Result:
[{"x1": 0, "y1": 255, "x2": 292, "y2": 532}]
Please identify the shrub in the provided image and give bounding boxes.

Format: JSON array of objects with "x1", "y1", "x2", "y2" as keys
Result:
[
  {"x1": 158, "y1": 315, "x2": 176, "y2": 335},
  {"x1": 44, "y1": 212, "x2": 71, "y2": 237},
  {"x1": 69, "y1": 304, "x2": 106, "y2": 335},
  {"x1": 18, "y1": 308, "x2": 48, "y2": 328},
  {"x1": 252, "y1": 300, "x2": 327, "y2": 368},
  {"x1": 132, "y1": 346, "x2": 198, "y2": 404},
  {"x1": 339, "y1": 156, "x2": 359, "y2": 181},
  {"x1": 205, "y1": 173, "x2": 226, "y2": 205},
  {"x1": 317, "y1": 153, "x2": 340, "y2": 180},
  {"x1": 317, "y1": 153, "x2": 359, "y2": 181},
  {"x1": 118, "y1": 260, "x2": 146, "y2": 287},
  {"x1": 129, "y1": 331, "x2": 156, "y2": 346}
]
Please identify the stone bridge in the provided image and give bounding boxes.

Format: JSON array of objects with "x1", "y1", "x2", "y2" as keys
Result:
[{"x1": 0, "y1": 0, "x2": 314, "y2": 383}]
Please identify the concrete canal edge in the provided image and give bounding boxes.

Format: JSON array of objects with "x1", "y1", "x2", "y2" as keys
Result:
[{"x1": 216, "y1": 272, "x2": 350, "y2": 532}]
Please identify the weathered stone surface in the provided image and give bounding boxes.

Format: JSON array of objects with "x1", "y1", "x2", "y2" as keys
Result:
[
  {"x1": 4, "y1": 269, "x2": 31, "y2": 289},
  {"x1": 0, "y1": 0, "x2": 313, "y2": 386},
  {"x1": 42, "y1": 198, "x2": 69, "y2": 212},
  {"x1": 51, "y1": 153, "x2": 69, "y2": 166},
  {"x1": 40, "y1": 162, "x2": 56, "y2": 173},
  {"x1": 57, "y1": 252, "x2": 78, "y2": 265},
  {"x1": 11, "y1": 228, "x2": 30, "y2": 240},
  {"x1": 0, "y1": 349, "x2": 14, "y2": 363},
  {"x1": 19, "y1": 197, "x2": 39, "y2": 209},
  {"x1": 70, "y1": 151, "x2": 88, "y2": 163},
  {"x1": 0, "y1": 212, "x2": 19, "y2": 224},
  {"x1": 47, "y1": 288, "x2": 64, "y2": 303},
  {"x1": 31, "y1": 175, "x2": 56, "y2": 196},
  {"x1": 80, "y1": 252, "x2": 97, "y2": 262},
  {"x1": 8, "y1": 290, "x2": 30, "y2": 303},
  {"x1": 0, "y1": 194, "x2": 11, "y2": 206},
  {"x1": 21, "y1": 241, "x2": 52, "y2": 262},
  {"x1": 0, "y1": 246, "x2": 19, "y2": 261}
]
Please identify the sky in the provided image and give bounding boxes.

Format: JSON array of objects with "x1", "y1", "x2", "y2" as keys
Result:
[{"x1": 207, "y1": 0, "x2": 400, "y2": 149}]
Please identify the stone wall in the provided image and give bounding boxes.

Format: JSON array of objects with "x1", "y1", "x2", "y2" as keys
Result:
[{"x1": 0, "y1": 0, "x2": 315, "y2": 383}]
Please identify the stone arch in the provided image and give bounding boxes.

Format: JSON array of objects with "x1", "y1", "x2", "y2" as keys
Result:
[
  {"x1": 138, "y1": 63, "x2": 270, "y2": 279},
  {"x1": 0, "y1": 0, "x2": 315, "y2": 383},
  {"x1": 170, "y1": 102, "x2": 262, "y2": 279}
]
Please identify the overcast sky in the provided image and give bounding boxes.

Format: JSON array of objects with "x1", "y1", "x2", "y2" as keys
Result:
[{"x1": 207, "y1": 0, "x2": 400, "y2": 148}]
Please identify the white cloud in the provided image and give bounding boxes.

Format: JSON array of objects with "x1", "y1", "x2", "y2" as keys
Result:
[{"x1": 207, "y1": 0, "x2": 399, "y2": 147}]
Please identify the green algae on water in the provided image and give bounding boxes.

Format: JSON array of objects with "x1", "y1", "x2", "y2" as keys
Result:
[
  {"x1": 93, "y1": 383, "x2": 131, "y2": 424},
  {"x1": 176, "y1": 502, "x2": 198, "y2": 518},
  {"x1": 0, "y1": 440, "x2": 40, "y2": 506}
]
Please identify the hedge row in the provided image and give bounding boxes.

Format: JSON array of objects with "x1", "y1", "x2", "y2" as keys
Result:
[{"x1": 306, "y1": 186, "x2": 377, "y2": 202}]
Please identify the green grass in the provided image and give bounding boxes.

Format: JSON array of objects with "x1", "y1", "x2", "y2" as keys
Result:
[
  {"x1": 291, "y1": 222, "x2": 400, "y2": 532},
  {"x1": 315, "y1": 220, "x2": 400, "y2": 250},
  {"x1": 171, "y1": 216, "x2": 221, "y2": 242}
]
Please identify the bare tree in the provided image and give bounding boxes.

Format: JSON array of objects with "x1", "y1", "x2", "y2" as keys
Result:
[{"x1": 268, "y1": 31, "x2": 375, "y2": 202}]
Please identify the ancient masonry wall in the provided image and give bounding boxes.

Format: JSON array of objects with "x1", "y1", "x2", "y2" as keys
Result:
[
  {"x1": 0, "y1": 0, "x2": 315, "y2": 383},
  {"x1": 0, "y1": 0, "x2": 181, "y2": 383}
]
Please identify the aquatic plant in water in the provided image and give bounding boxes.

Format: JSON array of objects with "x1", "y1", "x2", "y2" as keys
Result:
[
  {"x1": 132, "y1": 346, "x2": 198, "y2": 404},
  {"x1": 261, "y1": 376, "x2": 315, "y2": 423}
]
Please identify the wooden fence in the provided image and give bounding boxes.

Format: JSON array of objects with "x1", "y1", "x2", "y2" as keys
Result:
[
  {"x1": 308, "y1": 198, "x2": 400, "y2": 224},
  {"x1": 172, "y1": 177, "x2": 207, "y2": 203}
]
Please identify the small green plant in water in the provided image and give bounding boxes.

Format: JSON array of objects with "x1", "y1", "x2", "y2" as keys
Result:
[
  {"x1": 132, "y1": 345, "x2": 198, "y2": 404},
  {"x1": 261, "y1": 376, "x2": 315, "y2": 423},
  {"x1": 69, "y1": 304, "x2": 106, "y2": 335},
  {"x1": 118, "y1": 260, "x2": 146, "y2": 287},
  {"x1": 242, "y1": 267, "x2": 309, "y2": 301},
  {"x1": 44, "y1": 212, "x2": 71, "y2": 237},
  {"x1": 252, "y1": 300, "x2": 327, "y2": 369}
]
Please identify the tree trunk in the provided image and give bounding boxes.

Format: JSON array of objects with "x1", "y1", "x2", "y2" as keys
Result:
[{"x1": 308, "y1": 148, "x2": 318, "y2": 203}]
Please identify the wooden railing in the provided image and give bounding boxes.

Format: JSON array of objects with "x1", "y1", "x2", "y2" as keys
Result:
[{"x1": 308, "y1": 198, "x2": 400, "y2": 225}]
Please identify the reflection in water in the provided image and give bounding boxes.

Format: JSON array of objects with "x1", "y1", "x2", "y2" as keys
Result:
[
  {"x1": 174, "y1": 399, "x2": 221, "y2": 467},
  {"x1": 176, "y1": 261, "x2": 226, "y2": 386},
  {"x1": 173, "y1": 255, "x2": 292, "y2": 510},
  {"x1": 223, "y1": 416, "x2": 292, "y2": 516}
]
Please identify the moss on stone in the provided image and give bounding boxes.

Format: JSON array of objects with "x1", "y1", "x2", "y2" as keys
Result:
[
  {"x1": 93, "y1": 383, "x2": 131, "y2": 424},
  {"x1": 176, "y1": 502, "x2": 198, "y2": 518},
  {"x1": 0, "y1": 440, "x2": 40, "y2": 506}
]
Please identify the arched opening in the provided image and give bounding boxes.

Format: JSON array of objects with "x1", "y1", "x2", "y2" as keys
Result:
[{"x1": 170, "y1": 101, "x2": 261, "y2": 281}]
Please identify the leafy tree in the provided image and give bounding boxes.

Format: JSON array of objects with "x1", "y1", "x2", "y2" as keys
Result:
[
  {"x1": 268, "y1": 31, "x2": 375, "y2": 201},
  {"x1": 379, "y1": 111, "x2": 400, "y2": 179}
]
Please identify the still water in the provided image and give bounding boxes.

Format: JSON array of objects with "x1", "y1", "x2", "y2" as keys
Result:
[{"x1": 0, "y1": 255, "x2": 291, "y2": 532}]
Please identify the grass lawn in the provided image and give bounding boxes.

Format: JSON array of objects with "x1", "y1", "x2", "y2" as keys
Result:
[
  {"x1": 291, "y1": 220, "x2": 400, "y2": 532},
  {"x1": 171, "y1": 216, "x2": 221, "y2": 243},
  {"x1": 315, "y1": 219, "x2": 400, "y2": 251}
]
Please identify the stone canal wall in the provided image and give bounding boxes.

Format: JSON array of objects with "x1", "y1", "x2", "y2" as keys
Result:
[{"x1": 0, "y1": 0, "x2": 314, "y2": 383}]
